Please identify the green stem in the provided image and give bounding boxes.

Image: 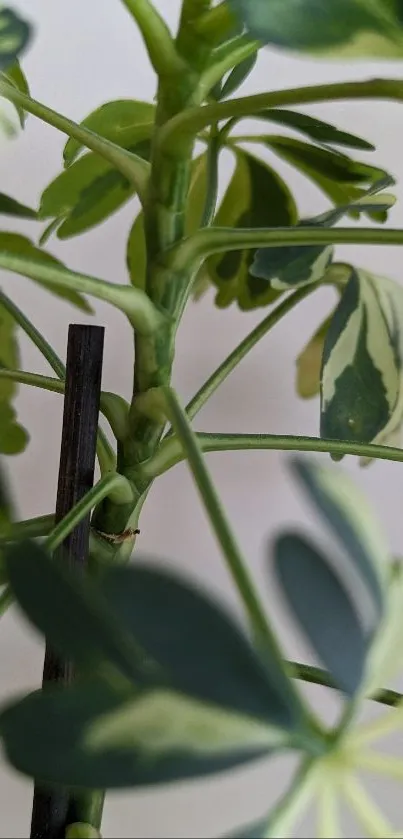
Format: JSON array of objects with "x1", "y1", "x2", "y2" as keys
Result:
[
  {"x1": 0, "y1": 253, "x2": 163, "y2": 334},
  {"x1": 0, "y1": 514, "x2": 54, "y2": 543},
  {"x1": 162, "y1": 387, "x2": 307, "y2": 717},
  {"x1": 264, "y1": 757, "x2": 318, "y2": 838},
  {"x1": 45, "y1": 473, "x2": 135, "y2": 554},
  {"x1": 0, "y1": 585, "x2": 13, "y2": 617},
  {"x1": 0, "y1": 369, "x2": 128, "y2": 443},
  {"x1": 177, "y1": 224, "x2": 403, "y2": 265},
  {"x1": 120, "y1": 0, "x2": 186, "y2": 76},
  {"x1": 186, "y1": 286, "x2": 315, "y2": 421},
  {"x1": 159, "y1": 77, "x2": 403, "y2": 150},
  {"x1": 194, "y1": 2, "x2": 235, "y2": 43},
  {"x1": 201, "y1": 124, "x2": 220, "y2": 227},
  {"x1": 0, "y1": 82, "x2": 149, "y2": 202},
  {"x1": 142, "y1": 431, "x2": 403, "y2": 479},
  {"x1": 0, "y1": 291, "x2": 114, "y2": 471},
  {"x1": 0, "y1": 288, "x2": 65, "y2": 378}
]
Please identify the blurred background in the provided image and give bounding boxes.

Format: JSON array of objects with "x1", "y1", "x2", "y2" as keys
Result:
[{"x1": 1, "y1": 2, "x2": 403, "y2": 835}]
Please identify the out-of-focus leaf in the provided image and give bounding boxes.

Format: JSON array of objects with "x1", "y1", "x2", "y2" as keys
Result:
[
  {"x1": 99, "y1": 563, "x2": 303, "y2": 730},
  {"x1": 1, "y1": 59, "x2": 29, "y2": 127},
  {"x1": 126, "y1": 212, "x2": 147, "y2": 290},
  {"x1": 228, "y1": 0, "x2": 403, "y2": 59},
  {"x1": 220, "y1": 53, "x2": 258, "y2": 99},
  {"x1": 39, "y1": 140, "x2": 150, "y2": 239},
  {"x1": 0, "y1": 192, "x2": 36, "y2": 219},
  {"x1": 63, "y1": 99, "x2": 155, "y2": 166},
  {"x1": 274, "y1": 532, "x2": 370, "y2": 696},
  {"x1": 291, "y1": 458, "x2": 388, "y2": 617},
  {"x1": 0, "y1": 232, "x2": 92, "y2": 311},
  {"x1": 0, "y1": 402, "x2": 28, "y2": 455},
  {"x1": 296, "y1": 314, "x2": 333, "y2": 399},
  {"x1": 0, "y1": 301, "x2": 28, "y2": 455},
  {"x1": 4, "y1": 540, "x2": 151, "y2": 683},
  {"x1": 321, "y1": 267, "x2": 403, "y2": 458},
  {"x1": 244, "y1": 108, "x2": 375, "y2": 151},
  {"x1": 209, "y1": 149, "x2": 297, "y2": 309},
  {"x1": 0, "y1": 8, "x2": 31, "y2": 72},
  {"x1": 0, "y1": 681, "x2": 278, "y2": 788}
]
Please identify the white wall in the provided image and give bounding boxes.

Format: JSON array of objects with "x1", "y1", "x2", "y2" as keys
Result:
[{"x1": 1, "y1": 2, "x2": 403, "y2": 835}]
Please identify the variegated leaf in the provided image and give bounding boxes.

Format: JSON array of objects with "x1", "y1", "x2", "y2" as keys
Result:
[
  {"x1": 321, "y1": 268, "x2": 403, "y2": 456},
  {"x1": 296, "y1": 314, "x2": 334, "y2": 399}
]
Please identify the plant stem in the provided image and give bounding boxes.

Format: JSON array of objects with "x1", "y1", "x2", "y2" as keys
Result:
[
  {"x1": 186, "y1": 286, "x2": 316, "y2": 422},
  {"x1": 264, "y1": 757, "x2": 318, "y2": 838},
  {"x1": 162, "y1": 387, "x2": 311, "y2": 724},
  {"x1": 0, "y1": 82, "x2": 150, "y2": 201},
  {"x1": 197, "y1": 38, "x2": 259, "y2": 100},
  {"x1": 0, "y1": 514, "x2": 55, "y2": 542},
  {"x1": 0, "y1": 585, "x2": 12, "y2": 617},
  {"x1": 178, "y1": 224, "x2": 403, "y2": 265},
  {"x1": 120, "y1": 0, "x2": 186, "y2": 76},
  {"x1": 142, "y1": 430, "x2": 403, "y2": 479},
  {"x1": 0, "y1": 288, "x2": 65, "y2": 378},
  {"x1": 45, "y1": 473, "x2": 134, "y2": 553},
  {"x1": 201, "y1": 124, "x2": 220, "y2": 227},
  {"x1": 0, "y1": 253, "x2": 163, "y2": 333},
  {"x1": 0, "y1": 292, "x2": 114, "y2": 470},
  {"x1": 159, "y1": 77, "x2": 403, "y2": 150},
  {"x1": 194, "y1": 2, "x2": 235, "y2": 42}
]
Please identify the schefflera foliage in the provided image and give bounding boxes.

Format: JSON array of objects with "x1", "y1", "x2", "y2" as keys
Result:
[{"x1": 1, "y1": 457, "x2": 401, "y2": 837}]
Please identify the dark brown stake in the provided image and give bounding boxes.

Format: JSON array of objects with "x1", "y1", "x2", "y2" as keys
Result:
[{"x1": 30, "y1": 324, "x2": 105, "y2": 839}]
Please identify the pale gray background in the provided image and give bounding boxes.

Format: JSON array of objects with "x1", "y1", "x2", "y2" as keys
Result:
[{"x1": 1, "y1": 2, "x2": 403, "y2": 836}]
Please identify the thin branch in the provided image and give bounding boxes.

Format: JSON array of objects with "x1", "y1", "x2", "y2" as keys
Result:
[
  {"x1": 290, "y1": 662, "x2": 402, "y2": 709},
  {"x1": 120, "y1": 0, "x2": 186, "y2": 76},
  {"x1": 141, "y1": 431, "x2": 403, "y2": 479},
  {"x1": 0, "y1": 82, "x2": 149, "y2": 203},
  {"x1": 197, "y1": 38, "x2": 259, "y2": 100},
  {"x1": 176, "y1": 225, "x2": 403, "y2": 266},
  {"x1": 159, "y1": 77, "x2": 403, "y2": 149},
  {"x1": 0, "y1": 253, "x2": 163, "y2": 333}
]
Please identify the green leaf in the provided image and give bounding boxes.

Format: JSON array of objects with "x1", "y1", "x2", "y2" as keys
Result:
[
  {"x1": 0, "y1": 8, "x2": 31, "y2": 71},
  {"x1": 291, "y1": 458, "x2": 387, "y2": 616},
  {"x1": 251, "y1": 178, "x2": 394, "y2": 290},
  {"x1": 227, "y1": 0, "x2": 403, "y2": 59},
  {"x1": 0, "y1": 232, "x2": 92, "y2": 311},
  {"x1": 321, "y1": 267, "x2": 403, "y2": 457},
  {"x1": 63, "y1": 99, "x2": 155, "y2": 166},
  {"x1": 0, "y1": 458, "x2": 13, "y2": 533},
  {"x1": 0, "y1": 192, "x2": 36, "y2": 219},
  {"x1": 209, "y1": 149, "x2": 297, "y2": 309},
  {"x1": 99, "y1": 563, "x2": 299, "y2": 729},
  {"x1": 40, "y1": 140, "x2": 151, "y2": 240},
  {"x1": 220, "y1": 53, "x2": 258, "y2": 100},
  {"x1": 0, "y1": 302, "x2": 28, "y2": 455},
  {"x1": 262, "y1": 136, "x2": 393, "y2": 221},
  {"x1": 275, "y1": 532, "x2": 370, "y2": 696},
  {"x1": 1, "y1": 59, "x2": 30, "y2": 127},
  {"x1": 126, "y1": 212, "x2": 147, "y2": 290},
  {"x1": 296, "y1": 314, "x2": 333, "y2": 399},
  {"x1": 0, "y1": 681, "x2": 276, "y2": 788},
  {"x1": 246, "y1": 108, "x2": 375, "y2": 151},
  {"x1": 4, "y1": 540, "x2": 152, "y2": 683}
]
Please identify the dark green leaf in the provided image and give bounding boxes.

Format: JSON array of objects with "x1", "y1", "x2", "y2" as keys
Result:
[
  {"x1": 251, "y1": 178, "x2": 394, "y2": 289},
  {"x1": 249, "y1": 108, "x2": 374, "y2": 151},
  {"x1": 291, "y1": 458, "x2": 386, "y2": 618},
  {"x1": 126, "y1": 212, "x2": 146, "y2": 290},
  {"x1": 0, "y1": 403, "x2": 28, "y2": 455},
  {"x1": 0, "y1": 458, "x2": 13, "y2": 532},
  {"x1": 100, "y1": 564, "x2": 301, "y2": 730},
  {"x1": 220, "y1": 53, "x2": 258, "y2": 99},
  {"x1": 274, "y1": 532, "x2": 369, "y2": 696},
  {"x1": 0, "y1": 681, "x2": 272, "y2": 788},
  {"x1": 40, "y1": 141, "x2": 150, "y2": 239},
  {"x1": 227, "y1": 0, "x2": 403, "y2": 58},
  {"x1": 0, "y1": 192, "x2": 36, "y2": 219},
  {"x1": 210, "y1": 149, "x2": 296, "y2": 309},
  {"x1": 4, "y1": 540, "x2": 153, "y2": 683},
  {"x1": 0, "y1": 8, "x2": 31, "y2": 71},
  {"x1": 63, "y1": 99, "x2": 155, "y2": 166},
  {"x1": 262, "y1": 135, "x2": 392, "y2": 221},
  {"x1": 0, "y1": 232, "x2": 92, "y2": 311},
  {"x1": 1, "y1": 60, "x2": 30, "y2": 127},
  {"x1": 0, "y1": 304, "x2": 28, "y2": 456}
]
